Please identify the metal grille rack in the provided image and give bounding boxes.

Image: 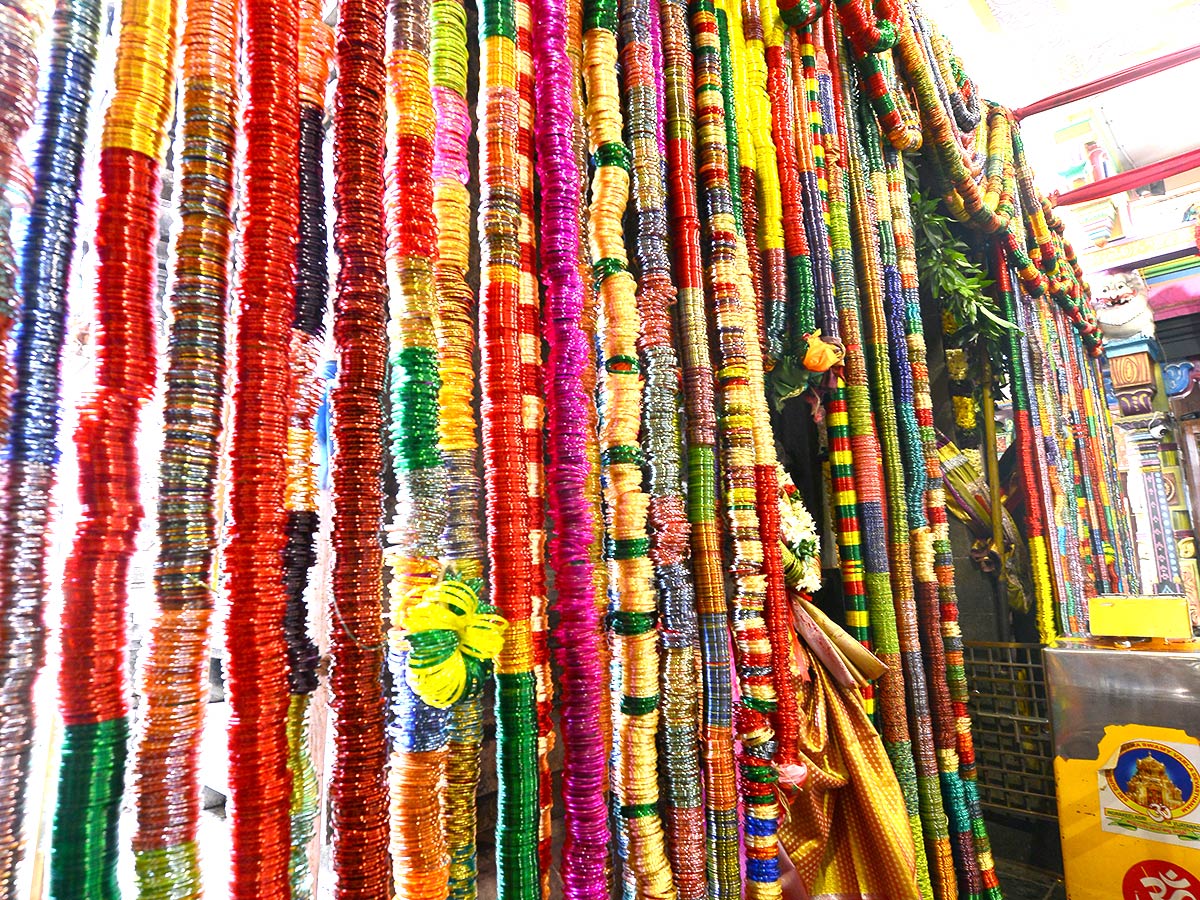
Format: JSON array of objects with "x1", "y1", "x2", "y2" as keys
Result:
[{"x1": 963, "y1": 641, "x2": 1058, "y2": 821}]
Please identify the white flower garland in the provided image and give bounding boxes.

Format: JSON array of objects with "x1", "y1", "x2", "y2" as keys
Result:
[{"x1": 778, "y1": 466, "x2": 822, "y2": 594}]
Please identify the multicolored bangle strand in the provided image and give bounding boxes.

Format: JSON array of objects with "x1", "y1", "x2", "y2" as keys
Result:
[
  {"x1": 282, "y1": 0, "x2": 332, "y2": 893},
  {"x1": 720, "y1": 0, "x2": 800, "y2": 771},
  {"x1": 657, "y1": 0, "x2": 739, "y2": 891},
  {"x1": 1020, "y1": 282, "x2": 1085, "y2": 633},
  {"x1": 780, "y1": 30, "x2": 819, "y2": 360},
  {"x1": 53, "y1": 0, "x2": 178, "y2": 893},
  {"x1": 477, "y1": 0, "x2": 541, "y2": 886},
  {"x1": 760, "y1": 6, "x2": 803, "y2": 359},
  {"x1": 692, "y1": 2, "x2": 784, "y2": 894},
  {"x1": 816, "y1": 1, "x2": 883, "y2": 717},
  {"x1": 792, "y1": 26, "x2": 839, "y2": 352},
  {"x1": 383, "y1": 0, "x2": 453, "y2": 894},
  {"x1": 584, "y1": 0, "x2": 677, "y2": 891},
  {"x1": 429, "y1": 0, "x2": 490, "y2": 895},
  {"x1": 618, "y1": 0, "x2": 706, "y2": 891},
  {"x1": 0, "y1": 0, "x2": 76, "y2": 890},
  {"x1": 823, "y1": 15, "x2": 932, "y2": 896},
  {"x1": 992, "y1": 247, "x2": 1056, "y2": 642},
  {"x1": 130, "y1": 0, "x2": 237, "y2": 892},
  {"x1": 0, "y1": 0, "x2": 42, "y2": 469},
  {"x1": 1008, "y1": 212, "x2": 1073, "y2": 631},
  {"x1": 720, "y1": 0, "x2": 763, "y2": 367}
]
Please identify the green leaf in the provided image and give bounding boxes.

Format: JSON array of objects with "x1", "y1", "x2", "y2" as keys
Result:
[{"x1": 978, "y1": 305, "x2": 1020, "y2": 332}]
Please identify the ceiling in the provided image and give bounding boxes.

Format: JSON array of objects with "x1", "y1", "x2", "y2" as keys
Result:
[{"x1": 920, "y1": 0, "x2": 1200, "y2": 179}]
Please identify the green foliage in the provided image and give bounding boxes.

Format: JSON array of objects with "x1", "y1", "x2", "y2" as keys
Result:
[
  {"x1": 904, "y1": 154, "x2": 1012, "y2": 388},
  {"x1": 905, "y1": 158, "x2": 1002, "y2": 335}
]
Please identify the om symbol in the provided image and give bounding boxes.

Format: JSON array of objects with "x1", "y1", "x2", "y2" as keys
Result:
[
  {"x1": 1124, "y1": 860, "x2": 1200, "y2": 900},
  {"x1": 1148, "y1": 803, "x2": 1175, "y2": 824}
]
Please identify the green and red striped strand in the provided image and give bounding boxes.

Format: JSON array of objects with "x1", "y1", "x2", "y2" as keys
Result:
[
  {"x1": 791, "y1": 28, "x2": 837, "y2": 336},
  {"x1": 800, "y1": 28, "x2": 830, "y2": 215},
  {"x1": 799, "y1": 19, "x2": 873, "y2": 717},
  {"x1": 830, "y1": 0, "x2": 921, "y2": 151},
  {"x1": 808, "y1": 27, "x2": 873, "y2": 719}
]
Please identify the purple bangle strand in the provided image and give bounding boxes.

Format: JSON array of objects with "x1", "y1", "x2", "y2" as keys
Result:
[
  {"x1": 530, "y1": 1, "x2": 611, "y2": 898},
  {"x1": 648, "y1": 0, "x2": 667, "y2": 160}
]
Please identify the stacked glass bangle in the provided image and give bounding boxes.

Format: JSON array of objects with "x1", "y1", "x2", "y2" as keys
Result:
[
  {"x1": 822, "y1": 16, "x2": 932, "y2": 895},
  {"x1": 721, "y1": 0, "x2": 800, "y2": 772},
  {"x1": 618, "y1": 0, "x2": 705, "y2": 891},
  {"x1": 222, "y1": 0, "x2": 301, "y2": 891},
  {"x1": 129, "y1": 0, "x2": 237, "y2": 894},
  {"x1": 584, "y1": 0, "x2": 675, "y2": 891},
  {"x1": 656, "y1": 0, "x2": 738, "y2": 890},
  {"x1": 326, "y1": 0, "x2": 393, "y2": 892},
  {"x1": 383, "y1": 0, "x2": 455, "y2": 895},
  {"x1": 53, "y1": 0, "x2": 178, "y2": 894},
  {"x1": 281, "y1": 1, "x2": 331, "y2": 894},
  {"x1": 0, "y1": 0, "x2": 43, "y2": 462},
  {"x1": 429, "y1": 0, "x2": 491, "y2": 896},
  {"x1": 0, "y1": 0, "x2": 63, "y2": 891},
  {"x1": 690, "y1": 2, "x2": 783, "y2": 894},
  {"x1": 531, "y1": 0, "x2": 610, "y2": 895},
  {"x1": 477, "y1": 0, "x2": 540, "y2": 890}
]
